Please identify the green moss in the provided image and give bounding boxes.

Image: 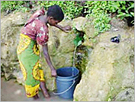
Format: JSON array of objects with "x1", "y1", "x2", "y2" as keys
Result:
[{"x1": 75, "y1": 45, "x2": 88, "y2": 74}]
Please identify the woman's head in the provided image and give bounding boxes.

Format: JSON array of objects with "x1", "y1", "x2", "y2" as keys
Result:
[{"x1": 47, "y1": 5, "x2": 64, "y2": 26}]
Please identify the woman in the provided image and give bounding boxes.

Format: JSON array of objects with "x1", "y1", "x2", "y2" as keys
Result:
[{"x1": 17, "y1": 5, "x2": 71, "y2": 99}]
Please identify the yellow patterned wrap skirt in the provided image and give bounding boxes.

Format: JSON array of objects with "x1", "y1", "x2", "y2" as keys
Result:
[{"x1": 17, "y1": 34, "x2": 45, "y2": 97}]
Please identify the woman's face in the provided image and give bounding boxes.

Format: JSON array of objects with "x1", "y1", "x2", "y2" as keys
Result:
[{"x1": 48, "y1": 17, "x2": 60, "y2": 26}]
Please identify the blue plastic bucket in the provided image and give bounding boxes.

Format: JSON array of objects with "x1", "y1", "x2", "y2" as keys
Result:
[{"x1": 55, "y1": 67, "x2": 80, "y2": 99}]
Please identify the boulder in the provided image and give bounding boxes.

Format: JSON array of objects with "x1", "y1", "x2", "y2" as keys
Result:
[
  {"x1": 74, "y1": 26, "x2": 134, "y2": 101},
  {"x1": 1, "y1": 11, "x2": 31, "y2": 80}
]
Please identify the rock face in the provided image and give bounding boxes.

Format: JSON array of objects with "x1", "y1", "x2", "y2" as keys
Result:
[
  {"x1": 1, "y1": 11, "x2": 134, "y2": 101},
  {"x1": 1, "y1": 12, "x2": 31, "y2": 82},
  {"x1": 73, "y1": 21, "x2": 134, "y2": 101}
]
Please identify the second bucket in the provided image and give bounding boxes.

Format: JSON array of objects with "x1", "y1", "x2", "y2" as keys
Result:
[{"x1": 55, "y1": 67, "x2": 80, "y2": 99}]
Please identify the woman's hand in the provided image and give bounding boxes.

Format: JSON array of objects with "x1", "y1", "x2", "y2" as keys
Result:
[
  {"x1": 42, "y1": 44, "x2": 57, "y2": 77},
  {"x1": 51, "y1": 69, "x2": 57, "y2": 77}
]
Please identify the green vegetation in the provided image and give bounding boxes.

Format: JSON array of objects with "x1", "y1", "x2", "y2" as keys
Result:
[
  {"x1": 85, "y1": 1, "x2": 134, "y2": 34},
  {"x1": 37, "y1": 1, "x2": 84, "y2": 19},
  {"x1": 1, "y1": 1, "x2": 31, "y2": 12},
  {"x1": 1, "y1": 1, "x2": 134, "y2": 46}
]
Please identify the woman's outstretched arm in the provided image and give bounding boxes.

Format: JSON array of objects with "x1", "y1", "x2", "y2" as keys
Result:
[{"x1": 42, "y1": 44, "x2": 57, "y2": 77}]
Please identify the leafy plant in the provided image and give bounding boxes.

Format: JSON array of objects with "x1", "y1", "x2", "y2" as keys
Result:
[
  {"x1": 37, "y1": 1, "x2": 83, "y2": 19},
  {"x1": 85, "y1": 1, "x2": 134, "y2": 35},
  {"x1": 74, "y1": 34, "x2": 83, "y2": 47},
  {"x1": 1, "y1": 1, "x2": 134, "y2": 33},
  {"x1": 1, "y1": 1, "x2": 29, "y2": 12},
  {"x1": 85, "y1": 1, "x2": 110, "y2": 35},
  {"x1": 117, "y1": 1, "x2": 134, "y2": 21},
  {"x1": 72, "y1": 27, "x2": 85, "y2": 47}
]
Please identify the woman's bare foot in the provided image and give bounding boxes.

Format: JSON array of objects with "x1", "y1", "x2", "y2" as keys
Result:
[
  {"x1": 40, "y1": 81, "x2": 50, "y2": 98},
  {"x1": 33, "y1": 94, "x2": 39, "y2": 100}
]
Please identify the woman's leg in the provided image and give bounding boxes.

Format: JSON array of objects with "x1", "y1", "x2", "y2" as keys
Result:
[{"x1": 40, "y1": 81, "x2": 50, "y2": 98}]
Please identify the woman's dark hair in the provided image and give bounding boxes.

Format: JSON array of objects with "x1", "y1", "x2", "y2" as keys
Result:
[{"x1": 47, "y1": 5, "x2": 64, "y2": 21}]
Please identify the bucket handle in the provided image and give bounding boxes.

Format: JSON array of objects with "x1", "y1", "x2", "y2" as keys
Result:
[{"x1": 53, "y1": 80, "x2": 75, "y2": 95}]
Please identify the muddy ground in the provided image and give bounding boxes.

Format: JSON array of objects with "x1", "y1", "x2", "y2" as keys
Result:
[{"x1": 1, "y1": 78, "x2": 72, "y2": 101}]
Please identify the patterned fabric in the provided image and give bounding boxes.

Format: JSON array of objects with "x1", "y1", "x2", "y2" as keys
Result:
[
  {"x1": 21, "y1": 8, "x2": 49, "y2": 46},
  {"x1": 26, "y1": 7, "x2": 45, "y2": 25},
  {"x1": 17, "y1": 34, "x2": 45, "y2": 97}
]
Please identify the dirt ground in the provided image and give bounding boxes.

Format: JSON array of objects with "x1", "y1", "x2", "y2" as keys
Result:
[{"x1": 1, "y1": 78, "x2": 73, "y2": 101}]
